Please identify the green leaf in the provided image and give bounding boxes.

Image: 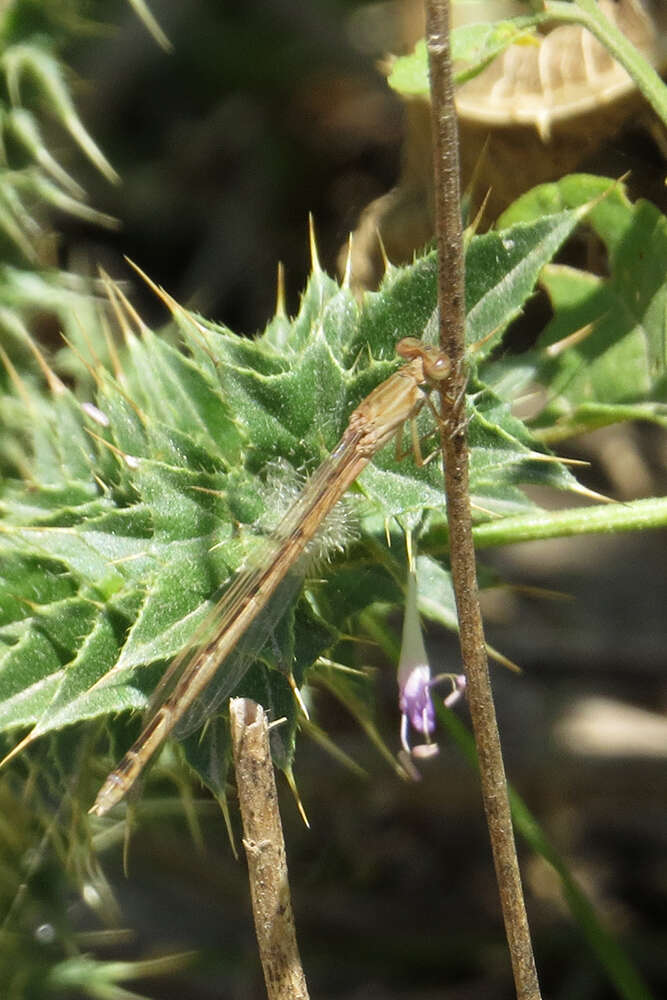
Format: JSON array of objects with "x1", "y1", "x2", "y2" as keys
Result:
[
  {"x1": 388, "y1": 17, "x2": 545, "y2": 97},
  {"x1": 501, "y1": 178, "x2": 667, "y2": 437},
  {"x1": 464, "y1": 208, "x2": 585, "y2": 358}
]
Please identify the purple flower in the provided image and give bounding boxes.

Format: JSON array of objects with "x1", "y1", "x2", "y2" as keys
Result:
[
  {"x1": 399, "y1": 662, "x2": 436, "y2": 752},
  {"x1": 398, "y1": 569, "x2": 466, "y2": 757}
]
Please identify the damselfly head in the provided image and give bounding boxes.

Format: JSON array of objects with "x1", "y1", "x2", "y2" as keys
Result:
[{"x1": 396, "y1": 338, "x2": 450, "y2": 383}]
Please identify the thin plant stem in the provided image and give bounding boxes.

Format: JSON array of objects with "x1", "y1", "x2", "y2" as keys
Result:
[
  {"x1": 230, "y1": 698, "x2": 309, "y2": 1000},
  {"x1": 423, "y1": 2, "x2": 542, "y2": 998},
  {"x1": 473, "y1": 496, "x2": 667, "y2": 549}
]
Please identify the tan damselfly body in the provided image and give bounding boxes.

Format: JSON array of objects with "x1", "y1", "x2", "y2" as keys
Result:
[{"x1": 90, "y1": 337, "x2": 451, "y2": 816}]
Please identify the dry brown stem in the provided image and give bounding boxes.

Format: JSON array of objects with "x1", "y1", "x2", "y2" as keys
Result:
[
  {"x1": 424, "y1": 2, "x2": 542, "y2": 997},
  {"x1": 230, "y1": 698, "x2": 309, "y2": 1000}
]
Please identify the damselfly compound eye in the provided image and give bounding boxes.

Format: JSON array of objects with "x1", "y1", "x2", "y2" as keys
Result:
[{"x1": 424, "y1": 353, "x2": 450, "y2": 381}]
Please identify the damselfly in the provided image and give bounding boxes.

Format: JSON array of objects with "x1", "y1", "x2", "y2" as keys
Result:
[{"x1": 91, "y1": 337, "x2": 450, "y2": 816}]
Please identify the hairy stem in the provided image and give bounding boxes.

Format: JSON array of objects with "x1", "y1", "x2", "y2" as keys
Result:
[
  {"x1": 473, "y1": 496, "x2": 667, "y2": 549},
  {"x1": 424, "y1": 2, "x2": 541, "y2": 997},
  {"x1": 230, "y1": 698, "x2": 309, "y2": 1000}
]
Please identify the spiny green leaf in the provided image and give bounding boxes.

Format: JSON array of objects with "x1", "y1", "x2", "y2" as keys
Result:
[
  {"x1": 14, "y1": 602, "x2": 142, "y2": 737},
  {"x1": 0, "y1": 628, "x2": 65, "y2": 731},
  {"x1": 1, "y1": 43, "x2": 118, "y2": 183},
  {"x1": 464, "y1": 209, "x2": 585, "y2": 359}
]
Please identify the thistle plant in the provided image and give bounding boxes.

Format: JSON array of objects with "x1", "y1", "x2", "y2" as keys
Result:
[{"x1": 5, "y1": 192, "x2": 657, "y2": 794}]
